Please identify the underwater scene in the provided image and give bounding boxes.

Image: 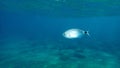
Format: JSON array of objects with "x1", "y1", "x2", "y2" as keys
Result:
[{"x1": 0, "y1": 0, "x2": 120, "y2": 68}]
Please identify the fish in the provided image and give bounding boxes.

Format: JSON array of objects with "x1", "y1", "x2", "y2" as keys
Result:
[{"x1": 63, "y1": 28, "x2": 90, "y2": 39}]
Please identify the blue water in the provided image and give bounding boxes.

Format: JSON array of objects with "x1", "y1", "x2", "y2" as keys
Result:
[{"x1": 0, "y1": 3, "x2": 120, "y2": 68}]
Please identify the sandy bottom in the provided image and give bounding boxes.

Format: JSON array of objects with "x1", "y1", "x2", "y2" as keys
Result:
[{"x1": 0, "y1": 38, "x2": 120, "y2": 68}]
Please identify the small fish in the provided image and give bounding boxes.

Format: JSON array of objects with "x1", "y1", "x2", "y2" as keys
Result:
[{"x1": 63, "y1": 28, "x2": 90, "y2": 39}]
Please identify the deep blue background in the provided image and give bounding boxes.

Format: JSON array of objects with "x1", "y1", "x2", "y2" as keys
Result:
[{"x1": 1, "y1": 10, "x2": 120, "y2": 41}]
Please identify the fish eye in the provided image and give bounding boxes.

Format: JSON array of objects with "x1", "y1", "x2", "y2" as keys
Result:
[{"x1": 85, "y1": 31, "x2": 87, "y2": 34}]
